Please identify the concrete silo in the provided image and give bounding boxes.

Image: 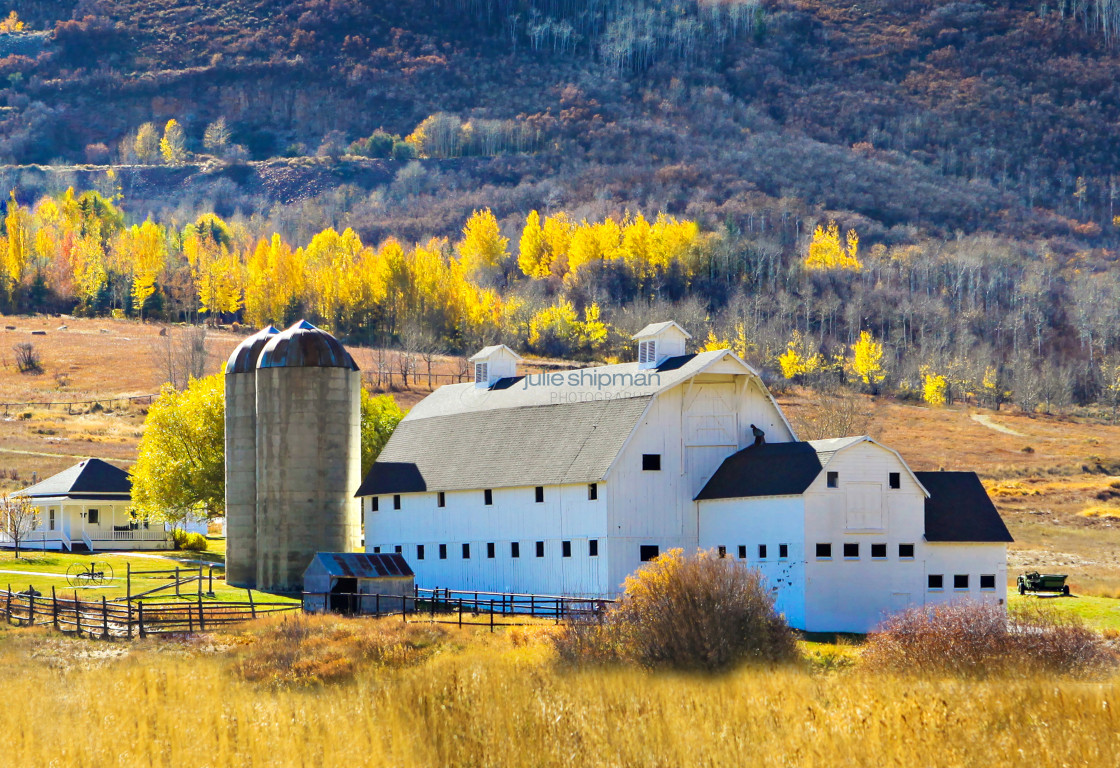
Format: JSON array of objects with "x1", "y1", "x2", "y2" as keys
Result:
[
  {"x1": 254, "y1": 320, "x2": 362, "y2": 592},
  {"x1": 223, "y1": 325, "x2": 278, "y2": 589}
]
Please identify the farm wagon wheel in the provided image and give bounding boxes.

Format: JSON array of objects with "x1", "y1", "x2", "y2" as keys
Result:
[
  {"x1": 66, "y1": 562, "x2": 91, "y2": 588},
  {"x1": 92, "y1": 562, "x2": 114, "y2": 586}
]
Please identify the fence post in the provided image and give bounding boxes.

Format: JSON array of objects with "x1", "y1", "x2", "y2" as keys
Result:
[
  {"x1": 197, "y1": 566, "x2": 203, "y2": 599},
  {"x1": 127, "y1": 601, "x2": 133, "y2": 639},
  {"x1": 207, "y1": 567, "x2": 214, "y2": 597},
  {"x1": 28, "y1": 585, "x2": 35, "y2": 627},
  {"x1": 402, "y1": 594, "x2": 407, "y2": 623},
  {"x1": 248, "y1": 589, "x2": 256, "y2": 619},
  {"x1": 490, "y1": 600, "x2": 495, "y2": 633},
  {"x1": 198, "y1": 593, "x2": 206, "y2": 631},
  {"x1": 175, "y1": 567, "x2": 180, "y2": 598},
  {"x1": 431, "y1": 588, "x2": 436, "y2": 619},
  {"x1": 137, "y1": 602, "x2": 145, "y2": 639},
  {"x1": 101, "y1": 596, "x2": 109, "y2": 640},
  {"x1": 4, "y1": 585, "x2": 10, "y2": 625},
  {"x1": 458, "y1": 598, "x2": 463, "y2": 628},
  {"x1": 126, "y1": 563, "x2": 131, "y2": 604},
  {"x1": 530, "y1": 595, "x2": 535, "y2": 617},
  {"x1": 74, "y1": 591, "x2": 81, "y2": 636},
  {"x1": 375, "y1": 593, "x2": 380, "y2": 619},
  {"x1": 52, "y1": 586, "x2": 58, "y2": 630}
]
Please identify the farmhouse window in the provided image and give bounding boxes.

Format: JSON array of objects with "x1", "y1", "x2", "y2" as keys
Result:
[
  {"x1": 954, "y1": 574, "x2": 969, "y2": 590},
  {"x1": 535, "y1": 486, "x2": 544, "y2": 503},
  {"x1": 395, "y1": 545, "x2": 402, "y2": 554},
  {"x1": 437, "y1": 492, "x2": 445, "y2": 508},
  {"x1": 439, "y1": 544, "x2": 447, "y2": 560},
  {"x1": 898, "y1": 543, "x2": 915, "y2": 559},
  {"x1": 371, "y1": 497, "x2": 379, "y2": 512},
  {"x1": 588, "y1": 483, "x2": 598, "y2": 500},
  {"x1": 511, "y1": 542, "x2": 520, "y2": 558},
  {"x1": 815, "y1": 543, "x2": 832, "y2": 559},
  {"x1": 87, "y1": 508, "x2": 99, "y2": 524},
  {"x1": 474, "y1": 362, "x2": 488, "y2": 384},
  {"x1": 373, "y1": 546, "x2": 381, "y2": 553},
  {"x1": 779, "y1": 544, "x2": 789, "y2": 559},
  {"x1": 640, "y1": 545, "x2": 659, "y2": 562},
  {"x1": 980, "y1": 574, "x2": 996, "y2": 590},
  {"x1": 484, "y1": 489, "x2": 493, "y2": 505},
  {"x1": 562, "y1": 541, "x2": 572, "y2": 557},
  {"x1": 462, "y1": 543, "x2": 471, "y2": 559},
  {"x1": 758, "y1": 544, "x2": 767, "y2": 559},
  {"x1": 642, "y1": 453, "x2": 661, "y2": 471},
  {"x1": 871, "y1": 543, "x2": 887, "y2": 559},
  {"x1": 393, "y1": 494, "x2": 401, "y2": 510},
  {"x1": 49, "y1": 509, "x2": 55, "y2": 531},
  {"x1": 589, "y1": 539, "x2": 599, "y2": 557},
  {"x1": 826, "y1": 472, "x2": 838, "y2": 488},
  {"x1": 928, "y1": 574, "x2": 944, "y2": 590},
  {"x1": 487, "y1": 542, "x2": 495, "y2": 559},
  {"x1": 889, "y1": 472, "x2": 901, "y2": 489},
  {"x1": 738, "y1": 545, "x2": 747, "y2": 559},
  {"x1": 536, "y1": 541, "x2": 545, "y2": 558},
  {"x1": 843, "y1": 543, "x2": 859, "y2": 558},
  {"x1": 417, "y1": 544, "x2": 425, "y2": 560}
]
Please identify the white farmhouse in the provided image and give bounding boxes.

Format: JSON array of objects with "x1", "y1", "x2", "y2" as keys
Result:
[{"x1": 357, "y1": 321, "x2": 1011, "y2": 632}]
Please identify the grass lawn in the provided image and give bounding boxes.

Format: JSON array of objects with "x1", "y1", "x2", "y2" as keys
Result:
[{"x1": 1010, "y1": 592, "x2": 1120, "y2": 632}]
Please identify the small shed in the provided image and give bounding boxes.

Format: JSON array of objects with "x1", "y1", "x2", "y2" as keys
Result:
[{"x1": 302, "y1": 553, "x2": 414, "y2": 615}]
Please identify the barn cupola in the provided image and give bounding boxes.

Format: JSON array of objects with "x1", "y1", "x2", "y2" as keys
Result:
[
  {"x1": 632, "y1": 321, "x2": 691, "y2": 369},
  {"x1": 468, "y1": 344, "x2": 522, "y2": 387}
]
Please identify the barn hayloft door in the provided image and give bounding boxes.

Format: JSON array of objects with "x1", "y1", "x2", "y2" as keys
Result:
[{"x1": 683, "y1": 383, "x2": 738, "y2": 496}]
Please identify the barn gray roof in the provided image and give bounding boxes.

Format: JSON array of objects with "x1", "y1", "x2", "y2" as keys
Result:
[
  {"x1": 15, "y1": 458, "x2": 131, "y2": 500},
  {"x1": 915, "y1": 472, "x2": 1014, "y2": 543}
]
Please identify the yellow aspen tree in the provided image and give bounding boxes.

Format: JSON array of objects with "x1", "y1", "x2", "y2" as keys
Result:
[
  {"x1": 120, "y1": 220, "x2": 167, "y2": 317},
  {"x1": 457, "y1": 208, "x2": 508, "y2": 279},
  {"x1": 577, "y1": 303, "x2": 609, "y2": 354},
  {"x1": 777, "y1": 331, "x2": 823, "y2": 379},
  {"x1": 0, "y1": 11, "x2": 25, "y2": 32},
  {"x1": 848, "y1": 330, "x2": 886, "y2": 388},
  {"x1": 541, "y1": 212, "x2": 574, "y2": 278},
  {"x1": 4, "y1": 192, "x2": 29, "y2": 295},
  {"x1": 134, "y1": 123, "x2": 161, "y2": 163},
  {"x1": 518, "y1": 210, "x2": 549, "y2": 278},
  {"x1": 565, "y1": 221, "x2": 602, "y2": 279},
  {"x1": 922, "y1": 370, "x2": 949, "y2": 406},
  {"x1": 805, "y1": 221, "x2": 862, "y2": 271},
  {"x1": 621, "y1": 213, "x2": 653, "y2": 279},
  {"x1": 160, "y1": 119, "x2": 187, "y2": 165},
  {"x1": 71, "y1": 229, "x2": 107, "y2": 311}
]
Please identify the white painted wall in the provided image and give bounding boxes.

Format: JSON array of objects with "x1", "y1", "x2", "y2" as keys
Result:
[{"x1": 923, "y1": 543, "x2": 1008, "y2": 608}]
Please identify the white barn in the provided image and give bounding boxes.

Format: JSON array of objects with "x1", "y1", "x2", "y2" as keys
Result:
[{"x1": 357, "y1": 321, "x2": 1011, "y2": 632}]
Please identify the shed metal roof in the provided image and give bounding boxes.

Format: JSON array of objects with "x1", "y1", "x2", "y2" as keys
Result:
[
  {"x1": 15, "y1": 458, "x2": 131, "y2": 500},
  {"x1": 915, "y1": 471, "x2": 1014, "y2": 543},
  {"x1": 305, "y1": 553, "x2": 414, "y2": 579}
]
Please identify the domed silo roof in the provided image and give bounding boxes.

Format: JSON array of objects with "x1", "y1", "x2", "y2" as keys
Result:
[
  {"x1": 257, "y1": 320, "x2": 359, "y2": 370},
  {"x1": 226, "y1": 325, "x2": 279, "y2": 374}
]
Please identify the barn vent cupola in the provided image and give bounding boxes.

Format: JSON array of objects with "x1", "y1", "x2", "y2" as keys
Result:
[
  {"x1": 632, "y1": 321, "x2": 691, "y2": 369},
  {"x1": 468, "y1": 344, "x2": 522, "y2": 387}
]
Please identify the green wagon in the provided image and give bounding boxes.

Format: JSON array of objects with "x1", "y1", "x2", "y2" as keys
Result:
[{"x1": 1017, "y1": 571, "x2": 1070, "y2": 596}]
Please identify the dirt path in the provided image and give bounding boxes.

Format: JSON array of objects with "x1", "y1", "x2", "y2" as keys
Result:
[{"x1": 970, "y1": 413, "x2": 1026, "y2": 436}]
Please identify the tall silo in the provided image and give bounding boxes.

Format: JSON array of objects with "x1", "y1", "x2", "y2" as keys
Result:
[
  {"x1": 224, "y1": 325, "x2": 278, "y2": 588},
  {"x1": 254, "y1": 320, "x2": 362, "y2": 592}
]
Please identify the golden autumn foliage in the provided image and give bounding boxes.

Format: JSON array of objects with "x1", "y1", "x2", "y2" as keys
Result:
[
  {"x1": 777, "y1": 330, "x2": 824, "y2": 380},
  {"x1": 847, "y1": 330, "x2": 885, "y2": 387},
  {"x1": 0, "y1": 11, "x2": 24, "y2": 33},
  {"x1": 804, "y1": 221, "x2": 861, "y2": 271},
  {"x1": 922, "y1": 370, "x2": 949, "y2": 406}
]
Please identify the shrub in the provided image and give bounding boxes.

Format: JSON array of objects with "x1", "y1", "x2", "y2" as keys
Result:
[
  {"x1": 554, "y1": 549, "x2": 796, "y2": 671},
  {"x1": 862, "y1": 601, "x2": 1116, "y2": 678},
  {"x1": 182, "y1": 532, "x2": 208, "y2": 551}
]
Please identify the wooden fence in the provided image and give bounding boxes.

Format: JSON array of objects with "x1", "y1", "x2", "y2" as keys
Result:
[{"x1": 0, "y1": 393, "x2": 157, "y2": 415}]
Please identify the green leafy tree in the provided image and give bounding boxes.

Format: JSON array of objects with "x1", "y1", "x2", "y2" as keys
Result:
[
  {"x1": 131, "y1": 374, "x2": 225, "y2": 529},
  {"x1": 361, "y1": 390, "x2": 405, "y2": 476}
]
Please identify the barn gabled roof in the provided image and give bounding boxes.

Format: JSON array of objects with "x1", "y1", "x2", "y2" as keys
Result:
[
  {"x1": 14, "y1": 458, "x2": 131, "y2": 500},
  {"x1": 915, "y1": 471, "x2": 1014, "y2": 543}
]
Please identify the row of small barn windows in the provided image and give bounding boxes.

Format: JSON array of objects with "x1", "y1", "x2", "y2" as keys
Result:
[
  {"x1": 373, "y1": 484, "x2": 599, "y2": 511},
  {"x1": 372, "y1": 540, "x2": 603, "y2": 560},
  {"x1": 929, "y1": 574, "x2": 998, "y2": 590},
  {"x1": 716, "y1": 543, "x2": 916, "y2": 560}
]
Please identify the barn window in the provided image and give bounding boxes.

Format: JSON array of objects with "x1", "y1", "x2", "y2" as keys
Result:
[
  {"x1": 738, "y1": 545, "x2": 747, "y2": 559},
  {"x1": 562, "y1": 541, "x2": 572, "y2": 557},
  {"x1": 642, "y1": 454, "x2": 661, "y2": 471},
  {"x1": 484, "y1": 489, "x2": 493, "y2": 505},
  {"x1": 843, "y1": 543, "x2": 859, "y2": 559},
  {"x1": 462, "y1": 543, "x2": 471, "y2": 559},
  {"x1": 889, "y1": 472, "x2": 901, "y2": 489},
  {"x1": 871, "y1": 543, "x2": 887, "y2": 559},
  {"x1": 815, "y1": 543, "x2": 832, "y2": 559},
  {"x1": 535, "y1": 541, "x2": 545, "y2": 558},
  {"x1": 487, "y1": 542, "x2": 495, "y2": 559},
  {"x1": 417, "y1": 544, "x2": 425, "y2": 560},
  {"x1": 395, "y1": 545, "x2": 402, "y2": 554},
  {"x1": 588, "y1": 483, "x2": 597, "y2": 500},
  {"x1": 439, "y1": 544, "x2": 447, "y2": 560},
  {"x1": 779, "y1": 544, "x2": 789, "y2": 559},
  {"x1": 928, "y1": 574, "x2": 944, "y2": 590},
  {"x1": 589, "y1": 539, "x2": 598, "y2": 557},
  {"x1": 511, "y1": 542, "x2": 520, "y2": 558},
  {"x1": 393, "y1": 494, "x2": 401, "y2": 510},
  {"x1": 758, "y1": 544, "x2": 767, "y2": 559},
  {"x1": 474, "y1": 362, "x2": 488, "y2": 384},
  {"x1": 826, "y1": 472, "x2": 838, "y2": 488},
  {"x1": 535, "y1": 486, "x2": 544, "y2": 503},
  {"x1": 371, "y1": 497, "x2": 379, "y2": 512},
  {"x1": 717, "y1": 546, "x2": 727, "y2": 559},
  {"x1": 980, "y1": 574, "x2": 996, "y2": 590},
  {"x1": 437, "y1": 491, "x2": 445, "y2": 508},
  {"x1": 898, "y1": 543, "x2": 915, "y2": 559},
  {"x1": 373, "y1": 546, "x2": 381, "y2": 553},
  {"x1": 639, "y1": 545, "x2": 659, "y2": 562},
  {"x1": 954, "y1": 574, "x2": 969, "y2": 590}
]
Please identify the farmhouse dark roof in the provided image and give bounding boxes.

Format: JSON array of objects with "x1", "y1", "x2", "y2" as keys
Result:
[
  {"x1": 15, "y1": 458, "x2": 131, "y2": 500},
  {"x1": 357, "y1": 397, "x2": 653, "y2": 495},
  {"x1": 257, "y1": 320, "x2": 358, "y2": 371},
  {"x1": 226, "y1": 324, "x2": 278, "y2": 374},
  {"x1": 305, "y1": 553, "x2": 414, "y2": 579},
  {"x1": 694, "y1": 437, "x2": 865, "y2": 500},
  {"x1": 915, "y1": 471, "x2": 1014, "y2": 543}
]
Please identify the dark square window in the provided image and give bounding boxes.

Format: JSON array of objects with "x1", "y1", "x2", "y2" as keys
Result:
[
  {"x1": 589, "y1": 540, "x2": 599, "y2": 557},
  {"x1": 487, "y1": 542, "x2": 495, "y2": 559},
  {"x1": 642, "y1": 454, "x2": 661, "y2": 471},
  {"x1": 462, "y1": 543, "x2": 470, "y2": 559},
  {"x1": 484, "y1": 489, "x2": 493, "y2": 506},
  {"x1": 826, "y1": 472, "x2": 838, "y2": 488},
  {"x1": 394, "y1": 545, "x2": 402, "y2": 554},
  {"x1": 816, "y1": 543, "x2": 832, "y2": 558},
  {"x1": 980, "y1": 574, "x2": 996, "y2": 590},
  {"x1": 373, "y1": 546, "x2": 381, "y2": 553},
  {"x1": 439, "y1": 544, "x2": 447, "y2": 560},
  {"x1": 738, "y1": 545, "x2": 747, "y2": 559},
  {"x1": 928, "y1": 574, "x2": 944, "y2": 589},
  {"x1": 417, "y1": 544, "x2": 425, "y2": 560},
  {"x1": 88, "y1": 509, "x2": 99, "y2": 524},
  {"x1": 717, "y1": 545, "x2": 727, "y2": 558},
  {"x1": 758, "y1": 544, "x2": 768, "y2": 559},
  {"x1": 899, "y1": 543, "x2": 915, "y2": 558},
  {"x1": 779, "y1": 544, "x2": 789, "y2": 559},
  {"x1": 640, "y1": 545, "x2": 659, "y2": 562},
  {"x1": 588, "y1": 483, "x2": 598, "y2": 500},
  {"x1": 371, "y1": 497, "x2": 379, "y2": 512},
  {"x1": 844, "y1": 543, "x2": 859, "y2": 558},
  {"x1": 511, "y1": 542, "x2": 520, "y2": 558},
  {"x1": 393, "y1": 494, "x2": 401, "y2": 510},
  {"x1": 889, "y1": 472, "x2": 901, "y2": 489},
  {"x1": 562, "y1": 540, "x2": 572, "y2": 557},
  {"x1": 535, "y1": 486, "x2": 544, "y2": 503},
  {"x1": 871, "y1": 543, "x2": 887, "y2": 559},
  {"x1": 535, "y1": 541, "x2": 545, "y2": 558},
  {"x1": 954, "y1": 574, "x2": 969, "y2": 590},
  {"x1": 437, "y1": 491, "x2": 445, "y2": 508}
]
